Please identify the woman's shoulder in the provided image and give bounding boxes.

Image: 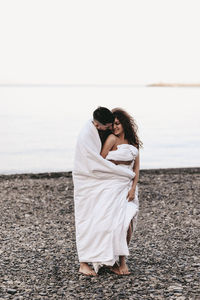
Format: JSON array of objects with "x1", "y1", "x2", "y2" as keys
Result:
[
  {"x1": 103, "y1": 134, "x2": 118, "y2": 150},
  {"x1": 101, "y1": 134, "x2": 118, "y2": 157},
  {"x1": 105, "y1": 133, "x2": 117, "y2": 143}
]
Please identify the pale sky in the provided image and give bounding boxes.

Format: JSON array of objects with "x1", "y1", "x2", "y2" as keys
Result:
[{"x1": 0, "y1": 0, "x2": 200, "y2": 85}]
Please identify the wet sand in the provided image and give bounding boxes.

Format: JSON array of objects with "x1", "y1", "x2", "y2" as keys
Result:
[{"x1": 0, "y1": 168, "x2": 199, "y2": 299}]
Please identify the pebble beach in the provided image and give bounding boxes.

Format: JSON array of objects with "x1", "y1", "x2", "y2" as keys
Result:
[{"x1": 0, "y1": 168, "x2": 199, "y2": 300}]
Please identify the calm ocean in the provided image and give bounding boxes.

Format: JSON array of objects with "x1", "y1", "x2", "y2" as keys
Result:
[{"x1": 0, "y1": 86, "x2": 199, "y2": 174}]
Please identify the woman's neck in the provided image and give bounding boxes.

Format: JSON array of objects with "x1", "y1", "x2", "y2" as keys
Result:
[{"x1": 117, "y1": 133, "x2": 125, "y2": 142}]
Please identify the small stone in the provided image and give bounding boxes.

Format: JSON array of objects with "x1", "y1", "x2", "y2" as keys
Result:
[
  {"x1": 167, "y1": 285, "x2": 183, "y2": 293},
  {"x1": 192, "y1": 263, "x2": 200, "y2": 267},
  {"x1": 7, "y1": 288, "x2": 17, "y2": 295}
]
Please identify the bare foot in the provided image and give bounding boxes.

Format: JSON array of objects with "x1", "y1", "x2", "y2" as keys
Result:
[
  {"x1": 118, "y1": 256, "x2": 131, "y2": 275},
  {"x1": 79, "y1": 262, "x2": 97, "y2": 276},
  {"x1": 118, "y1": 263, "x2": 131, "y2": 275},
  {"x1": 108, "y1": 262, "x2": 121, "y2": 275}
]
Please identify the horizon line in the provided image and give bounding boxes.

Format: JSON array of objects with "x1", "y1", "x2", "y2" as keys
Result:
[
  {"x1": 0, "y1": 83, "x2": 200, "y2": 88},
  {"x1": 0, "y1": 83, "x2": 145, "y2": 88}
]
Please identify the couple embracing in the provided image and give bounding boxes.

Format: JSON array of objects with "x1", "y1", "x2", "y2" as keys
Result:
[{"x1": 73, "y1": 107, "x2": 142, "y2": 276}]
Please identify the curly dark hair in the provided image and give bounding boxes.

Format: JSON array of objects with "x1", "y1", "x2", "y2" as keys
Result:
[{"x1": 112, "y1": 108, "x2": 143, "y2": 149}]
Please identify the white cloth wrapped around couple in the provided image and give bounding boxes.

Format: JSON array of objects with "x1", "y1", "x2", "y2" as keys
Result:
[{"x1": 73, "y1": 120, "x2": 139, "y2": 272}]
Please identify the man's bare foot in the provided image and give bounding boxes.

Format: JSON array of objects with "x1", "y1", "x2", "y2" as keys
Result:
[
  {"x1": 108, "y1": 262, "x2": 121, "y2": 275},
  {"x1": 79, "y1": 262, "x2": 97, "y2": 276}
]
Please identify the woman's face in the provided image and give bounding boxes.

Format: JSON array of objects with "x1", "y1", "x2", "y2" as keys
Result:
[{"x1": 113, "y1": 118, "x2": 124, "y2": 136}]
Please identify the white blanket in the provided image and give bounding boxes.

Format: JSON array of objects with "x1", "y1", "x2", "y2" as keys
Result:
[{"x1": 73, "y1": 120, "x2": 139, "y2": 272}]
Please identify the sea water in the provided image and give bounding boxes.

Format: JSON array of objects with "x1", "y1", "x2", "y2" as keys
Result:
[{"x1": 0, "y1": 86, "x2": 199, "y2": 174}]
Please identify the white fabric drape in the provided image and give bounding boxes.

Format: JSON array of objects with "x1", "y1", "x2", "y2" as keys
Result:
[{"x1": 73, "y1": 120, "x2": 139, "y2": 272}]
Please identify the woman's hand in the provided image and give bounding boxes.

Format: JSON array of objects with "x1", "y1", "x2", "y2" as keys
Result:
[{"x1": 127, "y1": 188, "x2": 135, "y2": 202}]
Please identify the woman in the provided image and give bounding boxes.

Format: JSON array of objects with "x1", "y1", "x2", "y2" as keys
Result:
[{"x1": 100, "y1": 108, "x2": 142, "y2": 275}]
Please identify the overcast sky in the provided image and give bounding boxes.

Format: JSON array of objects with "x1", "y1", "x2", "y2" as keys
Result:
[{"x1": 0, "y1": 0, "x2": 200, "y2": 85}]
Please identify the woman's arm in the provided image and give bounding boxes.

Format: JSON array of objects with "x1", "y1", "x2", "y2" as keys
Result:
[
  {"x1": 100, "y1": 134, "x2": 117, "y2": 158},
  {"x1": 109, "y1": 160, "x2": 133, "y2": 165},
  {"x1": 127, "y1": 153, "x2": 140, "y2": 202}
]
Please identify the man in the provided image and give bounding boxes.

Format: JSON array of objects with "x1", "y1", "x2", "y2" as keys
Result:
[
  {"x1": 73, "y1": 107, "x2": 114, "y2": 276},
  {"x1": 73, "y1": 107, "x2": 137, "y2": 276}
]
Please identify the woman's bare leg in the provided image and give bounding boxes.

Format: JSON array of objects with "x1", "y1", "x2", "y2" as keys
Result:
[
  {"x1": 79, "y1": 262, "x2": 97, "y2": 276},
  {"x1": 127, "y1": 220, "x2": 133, "y2": 245},
  {"x1": 118, "y1": 221, "x2": 133, "y2": 275}
]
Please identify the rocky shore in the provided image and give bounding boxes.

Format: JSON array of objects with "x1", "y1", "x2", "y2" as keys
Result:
[{"x1": 0, "y1": 168, "x2": 199, "y2": 300}]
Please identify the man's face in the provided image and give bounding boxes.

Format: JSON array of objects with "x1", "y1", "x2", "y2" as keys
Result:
[{"x1": 93, "y1": 120, "x2": 113, "y2": 131}]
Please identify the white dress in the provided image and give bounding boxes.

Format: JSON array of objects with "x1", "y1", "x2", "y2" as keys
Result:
[
  {"x1": 92, "y1": 144, "x2": 139, "y2": 272},
  {"x1": 105, "y1": 143, "x2": 139, "y2": 227},
  {"x1": 106, "y1": 143, "x2": 139, "y2": 170}
]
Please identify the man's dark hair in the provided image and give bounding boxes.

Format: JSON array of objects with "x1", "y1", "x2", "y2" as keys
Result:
[{"x1": 93, "y1": 106, "x2": 114, "y2": 125}]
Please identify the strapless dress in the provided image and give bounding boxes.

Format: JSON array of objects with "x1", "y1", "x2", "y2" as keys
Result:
[{"x1": 106, "y1": 144, "x2": 138, "y2": 169}]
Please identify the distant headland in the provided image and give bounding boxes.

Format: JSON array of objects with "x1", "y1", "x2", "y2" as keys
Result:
[{"x1": 148, "y1": 82, "x2": 200, "y2": 87}]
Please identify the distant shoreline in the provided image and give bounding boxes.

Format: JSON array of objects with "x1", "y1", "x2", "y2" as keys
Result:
[
  {"x1": 0, "y1": 167, "x2": 199, "y2": 180},
  {"x1": 148, "y1": 83, "x2": 200, "y2": 87}
]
